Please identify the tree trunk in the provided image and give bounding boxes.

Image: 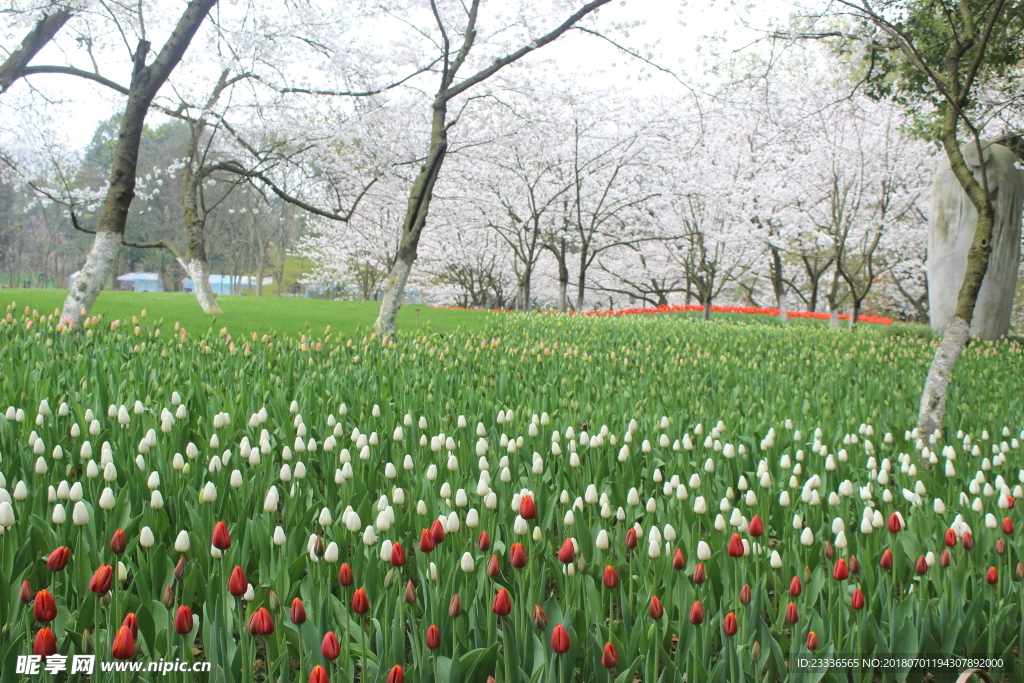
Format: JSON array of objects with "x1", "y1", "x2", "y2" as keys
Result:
[
  {"x1": 918, "y1": 108, "x2": 998, "y2": 436},
  {"x1": 829, "y1": 306, "x2": 839, "y2": 328},
  {"x1": 182, "y1": 157, "x2": 223, "y2": 313},
  {"x1": 374, "y1": 101, "x2": 448, "y2": 336},
  {"x1": 0, "y1": 9, "x2": 72, "y2": 93},
  {"x1": 848, "y1": 300, "x2": 860, "y2": 330},
  {"x1": 702, "y1": 298, "x2": 711, "y2": 321},
  {"x1": 770, "y1": 245, "x2": 788, "y2": 322},
  {"x1": 60, "y1": 0, "x2": 218, "y2": 327},
  {"x1": 517, "y1": 267, "x2": 532, "y2": 313}
]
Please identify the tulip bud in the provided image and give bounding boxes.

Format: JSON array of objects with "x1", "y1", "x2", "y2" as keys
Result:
[
  {"x1": 602, "y1": 642, "x2": 618, "y2": 668},
  {"x1": 751, "y1": 641, "x2": 761, "y2": 662},
  {"x1": 532, "y1": 604, "x2": 548, "y2": 629},
  {"x1": 995, "y1": 539, "x2": 1007, "y2": 555},
  {"x1": 739, "y1": 584, "x2": 751, "y2": 605},
  {"x1": 851, "y1": 588, "x2": 865, "y2": 610},
  {"x1": 162, "y1": 585, "x2": 175, "y2": 610},
  {"x1": 689, "y1": 600, "x2": 705, "y2": 625},
  {"x1": 849, "y1": 555, "x2": 860, "y2": 574},
  {"x1": 879, "y1": 549, "x2": 893, "y2": 569},
  {"x1": 405, "y1": 580, "x2": 417, "y2": 604},
  {"x1": 785, "y1": 602, "x2": 798, "y2": 623},
  {"x1": 649, "y1": 596, "x2": 664, "y2": 620},
  {"x1": 449, "y1": 593, "x2": 462, "y2": 617},
  {"x1": 551, "y1": 624, "x2": 570, "y2": 654},
  {"x1": 806, "y1": 631, "x2": 819, "y2": 650},
  {"x1": 722, "y1": 611, "x2": 737, "y2": 636}
]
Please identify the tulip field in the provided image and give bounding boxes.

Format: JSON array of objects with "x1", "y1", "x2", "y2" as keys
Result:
[{"x1": 2, "y1": 303, "x2": 1024, "y2": 683}]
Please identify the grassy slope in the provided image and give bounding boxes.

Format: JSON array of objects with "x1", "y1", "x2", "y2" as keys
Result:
[
  {"x1": 0, "y1": 290, "x2": 492, "y2": 338},
  {"x1": 0, "y1": 288, "x2": 930, "y2": 339}
]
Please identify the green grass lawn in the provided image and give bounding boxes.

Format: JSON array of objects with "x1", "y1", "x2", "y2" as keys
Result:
[
  {"x1": 0, "y1": 288, "x2": 930, "y2": 339},
  {"x1": 0, "y1": 289, "x2": 494, "y2": 338}
]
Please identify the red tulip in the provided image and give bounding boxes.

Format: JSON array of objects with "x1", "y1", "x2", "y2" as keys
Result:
[
  {"x1": 89, "y1": 565, "x2": 113, "y2": 595},
  {"x1": 558, "y1": 538, "x2": 575, "y2": 563},
  {"x1": 789, "y1": 576, "x2": 802, "y2": 597},
  {"x1": 748, "y1": 515, "x2": 764, "y2": 537},
  {"x1": 887, "y1": 513, "x2": 902, "y2": 533},
  {"x1": 309, "y1": 665, "x2": 329, "y2": 683},
  {"x1": 940, "y1": 549, "x2": 951, "y2": 567},
  {"x1": 510, "y1": 543, "x2": 527, "y2": 569},
  {"x1": 290, "y1": 598, "x2": 307, "y2": 624},
  {"x1": 478, "y1": 530, "x2": 491, "y2": 551},
  {"x1": 727, "y1": 533, "x2": 744, "y2": 558},
  {"x1": 944, "y1": 528, "x2": 957, "y2": 547},
  {"x1": 111, "y1": 625, "x2": 136, "y2": 659},
  {"x1": 625, "y1": 528, "x2": 638, "y2": 549},
  {"x1": 418, "y1": 528, "x2": 435, "y2": 553},
  {"x1": 110, "y1": 530, "x2": 127, "y2": 554},
  {"x1": 987, "y1": 566, "x2": 998, "y2": 584},
  {"x1": 492, "y1": 587, "x2": 511, "y2": 616},
  {"x1": 322, "y1": 631, "x2": 340, "y2": 660},
  {"x1": 739, "y1": 584, "x2": 751, "y2": 605},
  {"x1": 487, "y1": 554, "x2": 501, "y2": 577},
  {"x1": 1002, "y1": 517, "x2": 1014, "y2": 535},
  {"x1": 20, "y1": 580, "x2": 34, "y2": 604},
  {"x1": 915, "y1": 555, "x2": 928, "y2": 575},
  {"x1": 212, "y1": 521, "x2": 231, "y2": 550},
  {"x1": 551, "y1": 624, "x2": 570, "y2": 654},
  {"x1": 449, "y1": 593, "x2": 461, "y2": 617},
  {"x1": 962, "y1": 531, "x2": 975, "y2": 550},
  {"x1": 879, "y1": 549, "x2": 893, "y2": 569},
  {"x1": 351, "y1": 588, "x2": 369, "y2": 615},
  {"x1": 47, "y1": 547, "x2": 71, "y2": 572},
  {"x1": 519, "y1": 495, "x2": 536, "y2": 520},
  {"x1": 1007, "y1": 495, "x2": 1016, "y2": 509},
  {"x1": 430, "y1": 519, "x2": 446, "y2": 544},
  {"x1": 672, "y1": 548, "x2": 686, "y2": 570},
  {"x1": 122, "y1": 612, "x2": 138, "y2": 640},
  {"x1": 33, "y1": 626, "x2": 58, "y2": 663},
  {"x1": 532, "y1": 604, "x2": 548, "y2": 629},
  {"x1": 228, "y1": 566, "x2": 247, "y2": 596},
  {"x1": 34, "y1": 590, "x2": 57, "y2": 623},
  {"x1": 386, "y1": 665, "x2": 405, "y2": 683},
  {"x1": 174, "y1": 606, "x2": 193, "y2": 635},
  {"x1": 603, "y1": 566, "x2": 619, "y2": 589},
  {"x1": 425, "y1": 623, "x2": 441, "y2": 650},
  {"x1": 833, "y1": 559, "x2": 849, "y2": 581},
  {"x1": 390, "y1": 542, "x2": 406, "y2": 567},
  {"x1": 33, "y1": 627, "x2": 57, "y2": 659},
  {"x1": 649, "y1": 596, "x2": 664, "y2": 620},
  {"x1": 693, "y1": 562, "x2": 707, "y2": 584},
  {"x1": 247, "y1": 607, "x2": 275, "y2": 636},
  {"x1": 722, "y1": 611, "x2": 738, "y2": 636},
  {"x1": 807, "y1": 631, "x2": 819, "y2": 650},
  {"x1": 851, "y1": 588, "x2": 865, "y2": 610},
  {"x1": 601, "y1": 642, "x2": 618, "y2": 668},
  {"x1": 338, "y1": 563, "x2": 353, "y2": 587},
  {"x1": 689, "y1": 600, "x2": 705, "y2": 625},
  {"x1": 785, "y1": 602, "x2": 798, "y2": 624}
]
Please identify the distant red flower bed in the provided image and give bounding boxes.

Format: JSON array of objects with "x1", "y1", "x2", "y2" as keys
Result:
[{"x1": 439, "y1": 303, "x2": 893, "y2": 325}]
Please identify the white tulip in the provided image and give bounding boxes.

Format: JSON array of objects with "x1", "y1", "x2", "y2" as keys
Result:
[
  {"x1": 71, "y1": 501, "x2": 89, "y2": 525},
  {"x1": 174, "y1": 530, "x2": 191, "y2": 552}
]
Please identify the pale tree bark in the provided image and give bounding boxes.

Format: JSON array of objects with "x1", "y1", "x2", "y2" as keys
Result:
[
  {"x1": 60, "y1": 0, "x2": 219, "y2": 327},
  {"x1": 0, "y1": 7, "x2": 73, "y2": 93},
  {"x1": 918, "y1": 106, "x2": 996, "y2": 436},
  {"x1": 373, "y1": 0, "x2": 613, "y2": 335}
]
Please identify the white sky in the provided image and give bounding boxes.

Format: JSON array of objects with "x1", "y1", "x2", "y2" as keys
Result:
[{"x1": 2, "y1": 0, "x2": 804, "y2": 154}]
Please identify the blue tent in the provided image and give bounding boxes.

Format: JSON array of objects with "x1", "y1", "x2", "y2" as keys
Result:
[
  {"x1": 182, "y1": 275, "x2": 272, "y2": 295},
  {"x1": 114, "y1": 272, "x2": 164, "y2": 292}
]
